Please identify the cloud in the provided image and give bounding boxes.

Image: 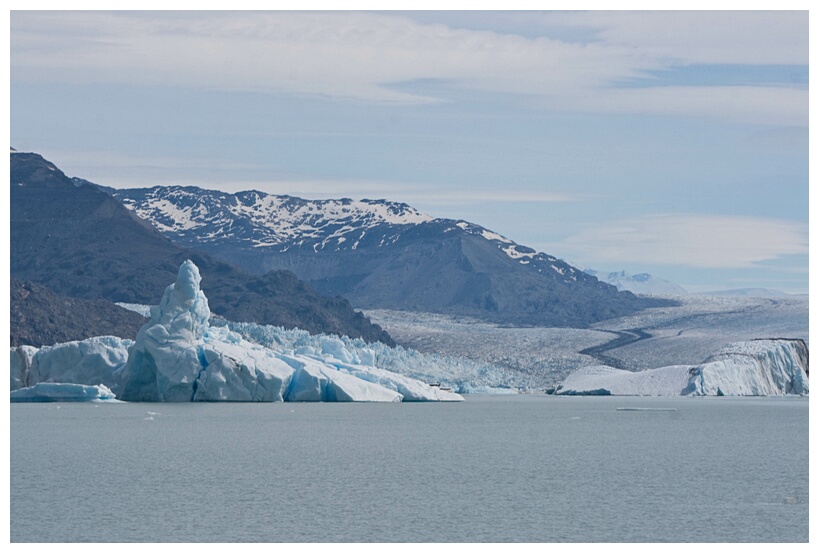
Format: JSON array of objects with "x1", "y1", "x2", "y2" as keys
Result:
[
  {"x1": 537, "y1": 85, "x2": 807, "y2": 127},
  {"x1": 555, "y1": 214, "x2": 808, "y2": 269},
  {"x1": 10, "y1": 11, "x2": 648, "y2": 102},
  {"x1": 536, "y1": 11, "x2": 807, "y2": 65},
  {"x1": 10, "y1": 11, "x2": 807, "y2": 126},
  {"x1": 37, "y1": 146, "x2": 581, "y2": 206}
]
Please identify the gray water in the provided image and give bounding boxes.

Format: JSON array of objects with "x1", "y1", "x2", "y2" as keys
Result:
[{"x1": 10, "y1": 395, "x2": 808, "y2": 542}]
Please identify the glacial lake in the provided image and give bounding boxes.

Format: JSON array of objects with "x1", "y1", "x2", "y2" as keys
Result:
[{"x1": 10, "y1": 395, "x2": 808, "y2": 542}]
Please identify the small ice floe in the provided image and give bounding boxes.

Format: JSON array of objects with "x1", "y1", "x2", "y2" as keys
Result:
[
  {"x1": 11, "y1": 383, "x2": 118, "y2": 403},
  {"x1": 143, "y1": 416, "x2": 155, "y2": 421},
  {"x1": 570, "y1": 416, "x2": 581, "y2": 420},
  {"x1": 616, "y1": 407, "x2": 677, "y2": 411}
]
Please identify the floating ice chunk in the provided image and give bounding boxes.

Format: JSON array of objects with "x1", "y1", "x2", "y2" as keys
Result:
[
  {"x1": 11, "y1": 383, "x2": 118, "y2": 402},
  {"x1": 556, "y1": 339, "x2": 809, "y2": 396},
  {"x1": 10, "y1": 337, "x2": 132, "y2": 393},
  {"x1": 556, "y1": 364, "x2": 692, "y2": 396}
]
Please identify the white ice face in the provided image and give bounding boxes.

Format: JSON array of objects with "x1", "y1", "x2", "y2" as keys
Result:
[
  {"x1": 556, "y1": 339, "x2": 809, "y2": 397},
  {"x1": 10, "y1": 337, "x2": 132, "y2": 392}
]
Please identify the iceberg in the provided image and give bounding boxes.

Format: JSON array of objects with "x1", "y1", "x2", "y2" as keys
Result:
[
  {"x1": 116, "y1": 259, "x2": 286, "y2": 402},
  {"x1": 556, "y1": 365, "x2": 694, "y2": 396},
  {"x1": 10, "y1": 336, "x2": 132, "y2": 392},
  {"x1": 556, "y1": 339, "x2": 809, "y2": 396},
  {"x1": 692, "y1": 340, "x2": 809, "y2": 396},
  {"x1": 9, "y1": 261, "x2": 462, "y2": 402},
  {"x1": 11, "y1": 383, "x2": 118, "y2": 402}
]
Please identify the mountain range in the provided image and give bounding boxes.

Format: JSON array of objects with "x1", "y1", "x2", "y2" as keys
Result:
[
  {"x1": 10, "y1": 151, "x2": 393, "y2": 346},
  {"x1": 109, "y1": 185, "x2": 673, "y2": 327},
  {"x1": 584, "y1": 270, "x2": 689, "y2": 296}
]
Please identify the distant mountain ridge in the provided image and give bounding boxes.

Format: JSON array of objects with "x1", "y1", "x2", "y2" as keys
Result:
[
  {"x1": 584, "y1": 269, "x2": 792, "y2": 298},
  {"x1": 10, "y1": 152, "x2": 394, "y2": 345},
  {"x1": 110, "y1": 185, "x2": 675, "y2": 327},
  {"x1": 584, "y1": 269, "x2": 689, "y2": 296}
]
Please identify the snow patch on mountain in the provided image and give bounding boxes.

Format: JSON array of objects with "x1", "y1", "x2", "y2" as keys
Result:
[
  {"x1": 503, "y1": 245, "x2": 534, "y2": 260},
  {"x1": 115, "y1": 186, "x2": 433, "y2": 250}
]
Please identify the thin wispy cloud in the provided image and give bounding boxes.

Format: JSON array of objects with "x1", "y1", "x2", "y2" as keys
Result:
[
  {"x1": 35, "y1": 147, "x2": 580, "y2": 207},
  {"x1": 10, "y1": 11, "x2": 807, "y2": 125},
  {"x1": 556, "y1": 214, "x2": 808, "y2": 269},
  {"x1": 536, "y1": 11, "x2": 807, "y2": 65},
  {"x1": 536, "y1": 85, "x2": 807, "y2": 127}
]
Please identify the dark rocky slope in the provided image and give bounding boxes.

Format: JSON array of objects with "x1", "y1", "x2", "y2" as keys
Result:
[
  {"x1": 10, "y1": 152, "x2": 393, "y2": 345},
  {"x1": 10, "y1": 279, "x2": 146, "y2": 347}
]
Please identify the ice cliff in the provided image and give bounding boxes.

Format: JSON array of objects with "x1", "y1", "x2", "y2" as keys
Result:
[
  {"x1": 10, "y1": 336, "x2": 132, "y2": 392},
  {"x1": 556, "y1": 339, "x2": 809, "y2": 396},
  {"x1": 11, "y1": 260, "x2": 461, "y2": 402}
]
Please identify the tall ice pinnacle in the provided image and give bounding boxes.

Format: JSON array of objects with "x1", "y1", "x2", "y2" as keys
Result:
[
  {"x1": 146, "y1": 259, "x2": 210, "y2": 342},
  {"x1": 119, "y1": 260, "x2": 213, "y2": 401}
]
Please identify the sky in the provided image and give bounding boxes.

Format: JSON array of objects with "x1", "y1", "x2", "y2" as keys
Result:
[{"x1": 8, "y1": 7, "x2": 811, "y2": 294}]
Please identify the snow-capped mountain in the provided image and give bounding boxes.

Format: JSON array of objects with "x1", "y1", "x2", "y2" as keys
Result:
[
  {"x1": 109, "y1": 185, "x2": 673, "y2": 327},
  {"x1": 112, "y1": 187, "x2": 435, "y2": 248},
  {"x1": 112, "y1": 185, "x2": 582, "y2": 283},
  {"x1": 584, "y1": 270, "x2": 688, "y2": 296},
  {"x1": 11, "y1": 152, "x2": 394, "y2": 345}
]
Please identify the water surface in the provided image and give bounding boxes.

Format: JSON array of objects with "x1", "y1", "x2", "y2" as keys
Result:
[{"x1": 10, "y1": 395, "x2": 808, "y2": 542}]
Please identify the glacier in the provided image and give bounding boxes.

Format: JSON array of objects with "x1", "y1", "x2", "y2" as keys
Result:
[
  {"x1": 556, "y1": 339, "x2": 809, "y2": 396},
  {"x1": 11, "y1": 260, "x2": 461, "y2": 403}
]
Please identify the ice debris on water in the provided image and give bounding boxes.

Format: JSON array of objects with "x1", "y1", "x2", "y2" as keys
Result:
[{"x1": 10, "y1": 383, "x2": 118, "y2": 403}]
